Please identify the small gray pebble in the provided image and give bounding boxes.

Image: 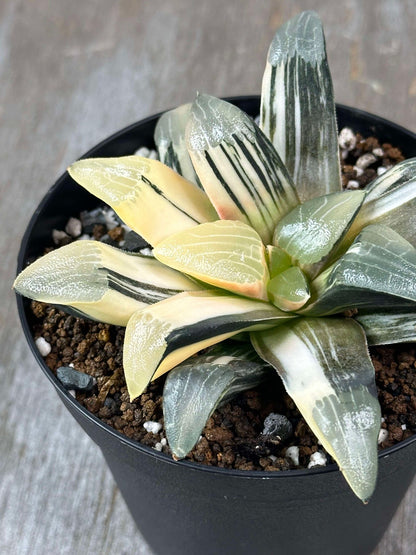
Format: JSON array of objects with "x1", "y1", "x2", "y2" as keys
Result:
[
  {"x1": 261, "y1": 413, "x2": 293, "y2": 443},
  {"x1": 57, "y1": 366, "x2": 95, "y2": 392},
  {"x1": 123, "y1": 230, "x2": 148, "y2": 252}
]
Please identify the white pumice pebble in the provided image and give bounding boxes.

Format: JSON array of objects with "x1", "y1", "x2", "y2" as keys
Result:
[
  {"x1": 160, "y1": 438, "x2": 167, "y2": 446},
  {"x1": 140, "y1": 247, "x2": 154, "y2": 257},
  {"x1": 353, "y1": 166, "x2": 364, "y2": 177},
  {"x1": 52, "y1": 229, "x2": 69, "y2": 245},
  {"x1": 77, "y1": 234, "x2": 91, "y2": 241},
  {"x1": 355, "y1": 153, "x2": 377, "y2": 170},
  {"x1": 35, "y1": 337, "x2": 52, "y2": 356},
  {"x1": 65, "y1": 217, "x2": 82, "y2": 237},
  {"x1": 308, "y1": 451, "x2": 327, "y2": 469},
  {"x1": 381, "y1": 417, "x2": 385, "y2": 423},
  {"x1": 143, "y1": 421, "x2": 163, "y2": 434},
  {"x1": 377, "y1": 166, "x2": 388, "y2": 176},
  {"x1": 338, "y1": 127, "x2": 356, "y2": 150},
  {"x1": 378, "y1": 428, "x2": 389, "y2": 444},
  {"x1": 341, "y1": 149, "x2": 349, "y2": 160},
  {"x1": 372, "y1": 147, "x2": 384, "y2": 157},
  {"x1": 147, "y1": 149, "x2": 158, "y2": 160},
  {"x1": 401, "y1": 424, "x2": 407, "y2": 430},
  {"x1": 285, "y1": 446, "x2": 300, "y2": 466},
  {"x1": 268, "y1": 455, "x2": 277, "y2": 463},
  {"x1": 154, "y1": 442, "x2": 163, "y2": 452},
  {"x1": 135, "y1": 146, "x2": 150, "y2": 157},
  {"x1": 69, "y1": 363, "x2": 74, "y2": 367},
  {"x1": 346, "y1": 180, "x2": 360, "y2": 190}
]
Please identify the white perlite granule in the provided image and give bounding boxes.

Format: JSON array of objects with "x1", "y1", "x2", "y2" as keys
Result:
[
  {"x1": 346, "y1": 180, "x2": 360, "y2": 190},
  {"x1": 338, "y1": 127, "x2": 356, "y2": 151},
  {"x1": 134, "y1": 146, "x2": 158, "y2": 160},
  {"x1": 378, "y1": 428, "x2": 389, "y2": 444},
  {"x1": 285, "y1": 446, "x2": 299, "y2": 466},
  {"x1": 52, "y1": 229, "x2": 69, "y2": 245},
  {"x1": 65, "y1": 217, "x2": 82, "y2": 238},
  {"x1": 143, "y1": 421, "x2": 162, "y2": 434},
  {"x1": 308, "y1": 451, "x2": 327, "y2": 469},
  {"x1": 35, "y1": 337, "x2": 52, "y2": 356}
]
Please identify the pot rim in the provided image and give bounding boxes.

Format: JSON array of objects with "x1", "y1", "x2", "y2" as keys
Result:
[{"x1": 16, "y1": 98, "x2": 416, "y2": 480}]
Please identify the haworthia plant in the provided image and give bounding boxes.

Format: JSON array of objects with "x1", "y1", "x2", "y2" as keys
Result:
[
  {"x1": 14, "y1": 11, "x2": 416, "y2": 502},
  {"x1": 260, "y1": 11, "x2": 341, "y2": 202}
]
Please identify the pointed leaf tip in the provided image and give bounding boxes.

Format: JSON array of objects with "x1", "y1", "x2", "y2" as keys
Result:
[
  {"x1": 260, "y1": 11, "x2": 341, "y2": 201},
  {"x1": 187, "y1": 94, "x2": 298, "y2": 243}
]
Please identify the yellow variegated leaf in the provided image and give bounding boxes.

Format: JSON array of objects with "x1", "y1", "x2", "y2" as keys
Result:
[
  {"x1": 14, "y1": 241, "x2": 201, "y2": 325},
  {"x1": 123, "y1": 290, "x2": 293, "y2": 400},
  {"x1": 153, "y1": 220, "x2": 270, "y2": 300},
  {"x1": 68, "y1": 156, "x2": 217, "y2": 246}
]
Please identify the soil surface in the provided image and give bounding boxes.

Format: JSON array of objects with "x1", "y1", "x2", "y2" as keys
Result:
[{"x1": 29, "y1": 130, "x2": 415, "y2": 471}]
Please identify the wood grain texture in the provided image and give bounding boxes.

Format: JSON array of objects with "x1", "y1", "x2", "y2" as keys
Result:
[{"x1": 1, "y1": 1, "x2": 415, "y2": 553}]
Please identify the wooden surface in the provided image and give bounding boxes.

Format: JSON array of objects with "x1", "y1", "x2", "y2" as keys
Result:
[{"x1": 1, "y1": 1, "x2": 415, "y2": 553}]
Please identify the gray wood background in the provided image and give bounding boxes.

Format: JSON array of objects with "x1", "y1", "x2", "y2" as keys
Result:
[{"x1": 1, "y1": 1, "x2": 415, "y2": 553}]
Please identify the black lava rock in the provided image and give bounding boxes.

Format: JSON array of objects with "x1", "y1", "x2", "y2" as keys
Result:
[
  {"x1": 261, "y1": 413, "x2": 293, "y2": 444},
  {"x1": 57, "y1": 366, "x2": 95, "y2": 392}
]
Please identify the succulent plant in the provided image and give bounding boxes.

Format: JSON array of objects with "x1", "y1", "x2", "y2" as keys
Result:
[{"x1": 14, "y1": 11, "x2": 416, "y2": 502}]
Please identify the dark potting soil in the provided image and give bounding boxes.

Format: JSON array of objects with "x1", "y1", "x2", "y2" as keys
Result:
[{"x1": 29, "y1": 130, "x2": 416, "y2": 472}]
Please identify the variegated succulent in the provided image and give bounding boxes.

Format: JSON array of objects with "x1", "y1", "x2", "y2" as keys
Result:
[{"x1": 14, "y1": 11, "x2": 416, "y2": 502}]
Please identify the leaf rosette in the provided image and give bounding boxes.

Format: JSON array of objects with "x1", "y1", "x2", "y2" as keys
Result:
[{"x1": 14, "y1": 11, "x2": 416, "y2": 502}]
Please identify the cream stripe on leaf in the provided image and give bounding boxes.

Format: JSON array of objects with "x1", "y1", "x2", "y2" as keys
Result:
[
  {"x1": 13, "y1": 240, "x2": 202, "y2": 326},
  {"x1": 163, "y1": 342, "x2": 272, "y2": 459},
  {"x1": 260, "y1": 11, "x2": 341, "y2": 201},
  {"x1": 251, "y1": 318, "x2": 381, "y2": 503},
  {"x1": 304, "y1": 224, "x2": 416, "y2": 316},
  {"x1": 186, "y1": 94, "x2": 299, "y2": 244},
  {"x1": 68, "y1": 156, "x2": 217, "y2": 246},
  {"x1": 342, "y1": 159, "x2": 416, "y2": 249},
  {"x1": 273, "y1": 190, "x2": 365, "y2": 279},
  {"x1": 154, "y1": 103, "x2": 202, "y2": 188},
  {"x1": 153, "y1": 220, "x2": 270, "y2": 300},
  {"x1": 355, "y1": 309, "x2": 416, "y2": 346},
  {"x1": 123, "y1": 290, "x2": 294, "y2": 400}
]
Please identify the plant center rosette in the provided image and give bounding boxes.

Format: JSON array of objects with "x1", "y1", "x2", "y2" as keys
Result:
[{"x1": 14, "y1": 11, "x2": 416, "y2": 503}]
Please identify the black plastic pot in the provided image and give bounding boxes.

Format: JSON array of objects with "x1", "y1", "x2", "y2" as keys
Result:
[{"x1": 16, "y1": 97, "x2": 416, "y2": 555}]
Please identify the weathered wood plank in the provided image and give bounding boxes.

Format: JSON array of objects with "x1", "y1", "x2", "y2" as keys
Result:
[{"x1": 1, "y1": 1, "x2": 415, "y2": 553}]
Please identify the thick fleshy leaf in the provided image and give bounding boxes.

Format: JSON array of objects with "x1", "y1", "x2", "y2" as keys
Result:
[
  {"x1": 356, "y1": 309, "x2": 416, "y2": 345},
  {"x1": 186, "y1": 94, "x2": 299, "y2": 244},
  {"x1": 13, "y1": 241, "x2": 201, "y2": 325},
  {"x1": 154, "y1": 103, "x2": 202, "y2": 187},
  {"x1": 267, "y1": 266, "x2": 310, "y2": 312},
  {"x1": 273, "y1": 191, "x2": 365, "y2": 279},
  {"x1": 251, "y1": 318, "x2": 381, "y2": 502},
  {"x1": 305, "y1": 224, "x2": 416, "y2": 316},
  {"x1": 266, "y1": 245, "x2": 292, "y2": 278},
  {"x1": 260, "y1": 11, "x2": 341, "y2": 201},
  {"x1": 154, "y1": 220, "x2": 269, "y2": 300},
  {"x1": 343, "y1": 159, "x2": 416, "y2": 247},
  {"x1": 68, "y1": 156, "x2": 217, "y2": 246},
  {"x1": 163, "y1": 342, "x2": 271, "y2": 459},
  {"x1": 123, "y1": 290, "x2": 294, "y2": 400}
]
